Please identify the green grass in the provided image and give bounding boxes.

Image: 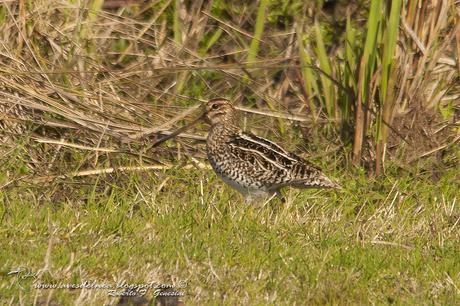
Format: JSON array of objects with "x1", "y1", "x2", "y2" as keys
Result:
[{"x1": 1, "y1": 162, "x2": 459, "y2": 305}]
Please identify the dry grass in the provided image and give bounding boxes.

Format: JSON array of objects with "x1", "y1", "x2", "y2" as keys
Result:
[
  {"x1": 0, "y1": 1, "x2": 458, "y2": 179},
  {"x1": 1, "y1": 1, "x2": 458, "y2": 175}
]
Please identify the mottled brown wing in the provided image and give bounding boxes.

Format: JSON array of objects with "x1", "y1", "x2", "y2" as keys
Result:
[{"x1": 228, "y1": 132, "x2": 339, "y2": 189}]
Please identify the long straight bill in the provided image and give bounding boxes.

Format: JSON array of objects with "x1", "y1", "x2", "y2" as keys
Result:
[{"x1": 152, "y1": 113, "x2": 204, "y2": 147}]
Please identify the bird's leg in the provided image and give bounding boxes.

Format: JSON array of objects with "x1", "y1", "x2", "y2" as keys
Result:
[
  {"x1": 262, "y1": 192, "x2": 280, "y2": 207},
  {"x1": 244, "y1": 194, "x2": 254, "y2": 204},
  {"x1": 275, "y1": 190, "x2": 286, "y2": 204}
]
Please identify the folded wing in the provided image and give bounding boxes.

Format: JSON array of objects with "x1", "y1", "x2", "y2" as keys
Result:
[{"x1": 228, "y1": 132, "x2": 339, "y2": 189}]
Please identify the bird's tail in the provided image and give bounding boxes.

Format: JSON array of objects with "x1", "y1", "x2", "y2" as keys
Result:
[{"x1": 292, "y1": 173, "x2": 342, "y2": 190}]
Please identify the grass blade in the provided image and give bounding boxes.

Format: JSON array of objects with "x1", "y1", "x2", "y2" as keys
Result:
[
  {"x1": 352, "y1": 0, "x2": 383, "y2": 165},
  {"x1": 376, "y1": 0, "x2": 402, "y2": 175},
  {"x1": 314, "y1": 21, "x2": 335, "y2": 118},
  {"x1": 247, "y1": 0, "x2": 269, "y2": 65}
]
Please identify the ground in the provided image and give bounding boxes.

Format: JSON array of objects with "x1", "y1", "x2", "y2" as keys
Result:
[{"x1": 1, "y1": 158, "x2": 459, "y2": 305}]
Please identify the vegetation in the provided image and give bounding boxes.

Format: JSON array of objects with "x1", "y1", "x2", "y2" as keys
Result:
[{"x1": 0, "y1": 0, "x2": 459, "y2": 305}]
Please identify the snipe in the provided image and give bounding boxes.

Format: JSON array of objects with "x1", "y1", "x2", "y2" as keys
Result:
[{"x1": 203, "y1": 98, "x2": 340, "y2": 202}]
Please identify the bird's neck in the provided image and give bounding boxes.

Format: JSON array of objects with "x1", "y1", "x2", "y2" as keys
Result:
[{"x1": 208, "y1": 122, "x2": 240, "y2": 141}]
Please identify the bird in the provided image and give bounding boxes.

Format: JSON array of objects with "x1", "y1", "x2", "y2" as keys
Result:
[{"x1": 202, "y1": 98, "x2": 340, "y2": 203}]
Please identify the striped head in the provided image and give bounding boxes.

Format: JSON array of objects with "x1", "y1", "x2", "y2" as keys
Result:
[{"x1": 203, "y1": 98, "x2": 236, "y2": 126}]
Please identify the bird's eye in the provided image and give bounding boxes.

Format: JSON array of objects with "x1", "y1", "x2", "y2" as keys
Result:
[{"x1": 211, "y1": 103, "x2": 219, "y2": 110}]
